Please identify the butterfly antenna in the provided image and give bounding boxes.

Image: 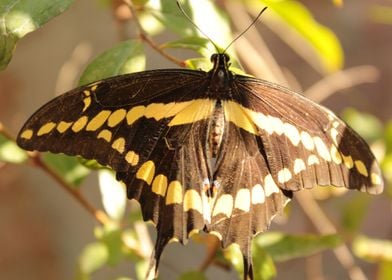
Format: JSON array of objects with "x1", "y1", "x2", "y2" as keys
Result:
[
  {"x1": 176, "y1": 0, "x2": 221, "y2": 52},
  {"x1": 223, "y1": 6, "x2": 268, "y2": 53}
]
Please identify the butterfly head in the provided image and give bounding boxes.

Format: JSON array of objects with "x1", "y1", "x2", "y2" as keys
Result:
[{"x1": 208, "y1": 53, "x2": 233, "y2": 92}]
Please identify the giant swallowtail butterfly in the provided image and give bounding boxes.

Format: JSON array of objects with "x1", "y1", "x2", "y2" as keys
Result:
[{"x1": 17, "y1": 52, "x2": 383, "y2": 279}]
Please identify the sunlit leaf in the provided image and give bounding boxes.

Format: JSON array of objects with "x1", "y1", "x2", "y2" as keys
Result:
[
  {"x1": 98, "y1": 169, "x2": 127, "y2": 222},
  {"x1": 342, "y1": 108, "x2": 383, "y2": 143},
  {"x1": 79, "y1": 40, "x2": 145, "y2": 86},
  {"x1": 223, "y1": 244, "x2": 246, "y2": 279},
  {"x1": 147, "y1": 0, "x2": 232, "y2": 56},
  {"x1": 246, "y1": 0, "x2": 343, "y2": 72},
  {"x1": 135, "y1": 259, "x2": 150, "y2": 280},
  {"x1": 161, "y1": 36, "x2": 211, "y2": 57},
  {"x1": 352, "y1": 235, "x2": 392, "y2": 262},
  {"x1": 42, "y1": 153, "x2": 90, "y2": 186},
  {"x1": 78, "y1": 242, "x2": 108, "y2": 275},
  {"x1": 379, "y1": 261, "x2": 392, "y2": 280},
  {"x1": 252, "y1": 246, "x2": 276, "y2": 280},
  {"x1": 177, "y1": 271, "x2": 207, "y2": 280},
  {"x1": 340, "y1": 194, "x2": 370, "y2": 234},
  {"x1": 254, "y1": 232, "x2": 341, "y2": 262},
  {"x1": 0, "y1": 134, "x2": 28, "y2": 163},
  {"x1": 0, "y1": 0, "x2": 74, "y2": 70},
  {"x1": 99, "y1": 226, "x2": 125, "y2": 266}
]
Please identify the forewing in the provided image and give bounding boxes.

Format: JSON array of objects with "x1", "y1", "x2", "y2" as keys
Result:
[{"x1": 228, "y1": 77, "x2": 383, "y2": 194}]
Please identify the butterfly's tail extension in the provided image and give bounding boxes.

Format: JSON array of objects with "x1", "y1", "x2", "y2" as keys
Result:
[
  {"x1": 243, "y1": 253, "x2": 254, "y2": 280},
  {"x1": 146, "y1": 234, "x2": 170, "y2": 280}
]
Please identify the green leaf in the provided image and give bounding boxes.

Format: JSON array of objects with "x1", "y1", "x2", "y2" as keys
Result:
[
  {"x1": 352, "y1": 235, "x2": 392, "y2": 262},
  {"x1": 147, "y1": 0, "x2": 232, "y2": 55},
  {"x1": 379, "y1": 261, "x2": 392, "y2": 280},
  {"x1": 135, "y1": 259, "x2": 150, "y2": 280},
  {"x1": 252, "y1": 246, "x2": 276, "y2": 280},
  {"x1": 177, "y1": 271, "x2": 207, "y2": 280},
  {"x1": 247, "y1": 0, "x2": 343, "y2": 72},
  {"x1": 342, "y1": 108, "x2": 383, "y2": 143},
  {"x1": 78, "y1": 242, "x2": 108, "y2": 276},
  {"x1": 79, "y1": 40, "x2": 145, "y2": 86},
  {"x1": 161, "y1": 36, "x2": 211, "y2": 57},
  {"x1": 0, "y1": 134, "x2": 28, "y2": 163},
  {"x1": 42, "y1": 153, "x2": 90, "y2": 186},
  {"x1": 384, "y1": 121, "x2": 392, "y2": 154},
  {"x1": 99, "y1": 226, "x2": 125, "y2": 266},
  {"x1": 98, "y1": 169, "x2": 127, "y2": 222},
  {"x1": 340, "y1": 194, "x2": 370, "y2": 234},
  {"x1": 254, "y1": 232, "x2": 341, "y2": 262},
  {"x1": 0, "y1": 0, "x2": 74, "y2": 70}
]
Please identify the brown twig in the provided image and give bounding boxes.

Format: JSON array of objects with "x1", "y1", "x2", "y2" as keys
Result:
[
  {"x1": 0, "y1": 123, "x2": 110, "y2": 226},
  {"x1": 296, "y1": 191, "x2": 368, "y2": 280},
  {"x1": 304, "y1": 65, "x2": 380, "y2": 103},
  {"x1": 123, "y1": 0, "x2": 186, "y2": 67}
]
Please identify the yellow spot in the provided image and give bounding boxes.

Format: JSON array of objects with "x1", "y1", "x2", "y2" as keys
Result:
[
  {"x1": 355, "y1": 160, "x2": 368, "y2": 177},
  {"x1": 330, "y1": 146, "x2": 342, "y2": 164},
  {"x1": 126, "y1": 106, "x2": 145, "y2": 125},
  {"x1": 301, "y1": 131, "x2": 314, "y2": 150},
  {"x1": 20, "y1": 129, "x2": 33, "y2": 139},
  {"x1": 313, "y1": 136, "x2": 331, "y2": 161},
  {"x1": 210, "y1": 231, "x2": 222, "y2": 240},
  {"x1": 188, "y1": 229, "x2": 200, "y2": 238},
  {"x1": 145, "y1": 101, "x2": 191, "y2": 120},
  {"x1": 308, "y1": 154, "x2": 320, "y2": 165},
  {"x1": 91, "y1": 84, "x2": 98, "y2": 91},
  {"x1": 183, "y1": 189, "x2": 203, "y2": 213},
  {"x1": 82, "y1": 97, "x2": 91, "y2": 112},
  {"x1": 37, "y1": 122, "x2": 56, "y2": 136},
  {"x1": 169, "y1": 99, "x2": 215, "y2": 126},
  {"x1": 234, "y1": 189, "x2": 251, "y2": 212},
  {"x1": 371, "y1": 173, "x2": 382, "y2": 185},
  {"x1": 224, "y1": 101, "x2": 257, "y2": 134},
  {"x1": 166, "y1": 180, "x2": 183, "y2": 205},
  {"x1": 264, "y1": 174, "x2": 279, "y2": 196},
  {"x1": 293, "y1": 158, "x2": 306, "y2": 174},
  {"x1": 251, "y1": 184, "x2": 265, "y2": 204},
  {"x1": 212, "y1": 194, "x2": 233, "y2": 217},
  {"x1": 278, "y1": 168, "x2": 292, "y2": 183},
  {"x1": 83, "y1": 90, "x2": 91, "y2": 96},
  {"x1": 86, "y1": 110, "x2": 111, "y2": 131},
  {"x1": 72, "y1": 116, "x2": 88, "y2": 132},
  {"x1": 97, "y1": 129, "x2": 112, "y2": 142},
  {"x1": 169, "y1": 237, "x2": 179, "y2": 244},
  {"x1": 136, "y1": 161, "x2": 155, "y2": 185},
  {"x1": 125, "y1": 151, "x2": 139, "y2": 166},
  {"x1": 284, "y1": 123, "x2": 300, "y2": 146},
  {"x1": 57, "y1": 121, "x2": 72, "y2": 133},
  {"x1": 152, "y1": 174, "x2": 168, "y2": 196},
  {"x1": 108, "y1": 109, "x2": 127, "y2": 127},
  {"x1": 342, "y1": 154, "x2": 354, "y2": 169},
  {"x1": 330, "y1": 128, "x2": 339, "y2": 146},
  {"x1": 111, "y1": 137, "x2": 126, "y2": 153}
]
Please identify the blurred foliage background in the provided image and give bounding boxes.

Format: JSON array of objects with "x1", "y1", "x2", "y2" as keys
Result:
[{"x1": 0, "y1": 0, "x2": 391, "y2": 279}]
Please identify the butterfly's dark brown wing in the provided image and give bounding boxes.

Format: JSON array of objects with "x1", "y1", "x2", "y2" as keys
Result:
[
  {"x1": 17, "y1": 69, "x2": 218, "y2": 274},
  {"x1": 227, "y1": 76, "x2": 383, "y2": 194}
]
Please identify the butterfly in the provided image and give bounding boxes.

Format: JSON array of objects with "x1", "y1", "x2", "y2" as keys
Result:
[{"x1": 17, "y1": 51, "x2": 383, "y2": 279}]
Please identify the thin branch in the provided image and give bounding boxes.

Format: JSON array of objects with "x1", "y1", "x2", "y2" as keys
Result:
[
  {"x1": 224, "y1": 2, "x2": 289, "y2": 86},
  {"x1": 123, "y1": 0, "x2": 185, "y2": 67},
  {"x1": 0, "y1": 123, "x2": 110, "y2": 226},
  {"x1": 296, "y1": 191, "x2": 368, "y2": 280},
  {"x1": 304, "y1": 65, "x2": 380, "y2": 103}
]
